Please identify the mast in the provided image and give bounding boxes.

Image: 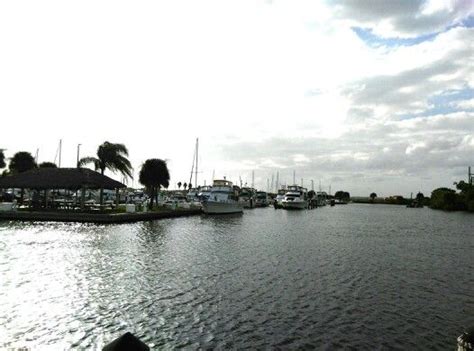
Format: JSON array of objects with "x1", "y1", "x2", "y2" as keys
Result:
[
  {"x1": 58, "y1": 139, "x2": 62, "y2": 168},
  {"x1": 293, "y1": 170, "x2": 296, "y2": 185},
  {"x1": 35, "y1": 148, "x2": 39, "y2": 164},
  {"x1": 195, "y1": 138, "x2": 199, "y2": 188},
  {"x1": 311, "y1": 180, "x2": 314, "y2": 191},
  {"x1": 251, "y1": 170, "x2": 255, "y2": 188},
  {"x1": 276, "y1": 171, "x2": 279, "y2": 191}
]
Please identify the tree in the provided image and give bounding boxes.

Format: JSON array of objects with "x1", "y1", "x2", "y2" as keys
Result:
[
  {"x1": 139, "y1": 159, "x2": 170, "y2": 209},
  {"x1": 183, "y1": 182, "x2": 187, "y2": 190},
  {"x1": 0, "y1": 149, "x2": 5, "y2": 169},
  {"x1": 370, "y1": 192, "x2": 377, "y2": 202},
  {"x1": 39, "y1": 162, "x2": 57, "y2": 168},
  {"x1": 9, "y1": 151, "x2": 37, "y2": 203},
  {"x1": 9, "y1": 151, "x2": 37, "y2": 174},
  {"x1": 188, "y1": 183, "x2": 193, "y2": 190},
  {"x1": 177, "y1": 181, "x2": 182, "y2": 190},
  {"x1": 79, "y1": 141, "x2": 133, "y2": 204}
]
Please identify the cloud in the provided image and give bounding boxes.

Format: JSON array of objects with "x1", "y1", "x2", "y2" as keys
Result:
[{"x1": 332, "y1": 0, "x2": 474, "y2": 38}]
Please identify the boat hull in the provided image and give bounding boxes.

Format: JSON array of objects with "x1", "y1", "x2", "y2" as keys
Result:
[
  {"x1": 282, "y1": 200, "x2": 308, "y2": 210},
  {"x1": 202, "y1": 201, "x2": 243, "y2": 214}
]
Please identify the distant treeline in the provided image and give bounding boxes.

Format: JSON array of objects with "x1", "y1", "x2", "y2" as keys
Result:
[{"x1": 430, "y1": 181, "x2": 474, "y2": 212}]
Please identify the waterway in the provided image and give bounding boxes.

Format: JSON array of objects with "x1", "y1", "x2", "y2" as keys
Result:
[{"x1": 0, "y1": 204, "x2": 473, "y2": 349}]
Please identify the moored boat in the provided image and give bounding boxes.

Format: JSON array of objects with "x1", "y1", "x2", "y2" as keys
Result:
[
  {"x1": 281, "y1": 185, "x2": 308, "y2": 210},
  {"x1": 202, "y1": 179, "x2": 243, "y2": 214}
]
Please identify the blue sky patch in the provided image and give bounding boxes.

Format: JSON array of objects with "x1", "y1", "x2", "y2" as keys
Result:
[
  {"x1": 352, "y1": 27, "x2": 438, "y2": 47},
  {"x1": 398, "y1": 88, "x2": 474, "y2": 120}
]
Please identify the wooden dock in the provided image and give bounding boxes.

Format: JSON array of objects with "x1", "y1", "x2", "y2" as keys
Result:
[{"x1": 0, "y1": 208, "x2": 202, "y2": 224}]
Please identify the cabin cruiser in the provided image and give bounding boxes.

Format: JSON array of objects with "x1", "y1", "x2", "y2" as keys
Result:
[
  {"x1": 238, "y1": 187, "x2": 256, "y2": 208},
  {"x1": 186, "y1": 188, "x2": 199, "y2": 202},
  {"x1": 273, "y1": 189, "x2": 286, "y2": 209},
  {"x1": 281, "y1": 185, "x2": 308, "y2": 209},
  {"x1": 164, "y1": 193, "x2": 190, "y2": 209},
  {"x1": 202, "y1": 179, "x2": 243, "y2": 214},
  {"x1": 198, "y1": 185, "x2": 213, "y2": 201},
  {"x1": 255, "y1": 191, "x2": 269, "y2": 207},
  {"x1": 316, "y1": 191, "x2": 328, "y2": 207}
]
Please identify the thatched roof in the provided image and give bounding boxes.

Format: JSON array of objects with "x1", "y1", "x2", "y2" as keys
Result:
[{"x1": 0, "y1": 168, "x2": 126, "y2": 190}]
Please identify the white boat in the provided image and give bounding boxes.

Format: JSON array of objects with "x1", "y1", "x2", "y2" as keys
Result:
[
  {"x1": 202, "y1": 179, "x2": 243, "y2": 214},
  {"x1": 273, "y1": 188, "x2": 286, "y2": 209},
  {"x1": 281, "y1": 185, "x2": 308, "y2": 210},
  {"x1": 198, "y1": 185, "x2": 213, "y2": 201}
]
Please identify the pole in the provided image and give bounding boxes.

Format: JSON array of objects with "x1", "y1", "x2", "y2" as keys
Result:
[
  {"x1": 293, "y1": 170, "x2": 295, "y2": 185},
  {"x1": 35, "y1": 148, "x2": 39, "y2": 164},
  {"x1": 58, "y1": 139, "x2": 62, "y2": 168},
  {"x1": 252, "y1": 170, "x2": 254, "y2": 188},
  {"x1": 469, "y1": 166, "x2": 472, "y2": 186},
  {"x1": 311, "y1": 180, "x2": 314, "y2": 191},
  {"x1": 195, "y1": 138, "x2": 198, "y2": 188},
  {"x1": 76, "y1": 144, "x2": 81, "y2": 168}
]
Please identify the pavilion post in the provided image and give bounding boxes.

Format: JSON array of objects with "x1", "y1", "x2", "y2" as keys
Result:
[
  {"x1": 115, "y1": 188, "x2": 120, "y2": 209},
  {"x1": 81, "y1": 186, "x2": 86, "y2": 211}
]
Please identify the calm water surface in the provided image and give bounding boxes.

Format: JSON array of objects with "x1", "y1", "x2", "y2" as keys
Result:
[{"x1": 0, "y1": 204, "x2": 473, "y2": 349}]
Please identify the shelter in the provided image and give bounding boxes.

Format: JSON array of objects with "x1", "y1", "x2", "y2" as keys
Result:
[{"x1": 0, "y1": 168, "x2": 126, "y2": 209}]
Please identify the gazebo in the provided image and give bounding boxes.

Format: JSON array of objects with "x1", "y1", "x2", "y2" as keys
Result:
[{"x1": 0, "y1": 168, "x2": 126, "y2": 210}]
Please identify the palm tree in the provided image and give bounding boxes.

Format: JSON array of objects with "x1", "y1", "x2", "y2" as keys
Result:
[
  {"x1": 79, "y1": 141, "x2": 133, "y2": 204},
  {"x1": 177, "y1": 181, "x2": 182, "y2": 190},
  {"x1": 183, "y1": 182, "x2": 187, "y2": 190},
  {"x1": 0, "y1": 149, "x2": 5, "y2": 169},
  {"x1": 139, "y1": 159, "x2": 170, "y2": 209},
  {"x1": 9, "y1": 151, "x2": 37, "y2": 203}
]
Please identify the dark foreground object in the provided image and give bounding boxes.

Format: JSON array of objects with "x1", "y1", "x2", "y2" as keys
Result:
[
  {"x1": 458, "y1": 327, "x2": 474, "y2": 350},
  {"x1": 103, "y1": 332, "x2": 149, "y2": 351},
  {"x1": 0, "y1": 208, "x2": 201, "y2": 224}
]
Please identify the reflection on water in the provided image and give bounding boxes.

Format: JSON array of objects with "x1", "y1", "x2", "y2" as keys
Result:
[{"x1": 0, "y1": 205, "x2": 473, "y2": 349}]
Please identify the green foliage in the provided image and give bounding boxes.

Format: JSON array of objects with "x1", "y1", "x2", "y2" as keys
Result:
[
  {"x1": 79, "y1": 141, "x2": 133, "y2": 178},
  {"x1": 369, "y1": 192, "x2": 377, "y2": 201},
  {"x1": 0, "y1": 149, "x2": 5, "y2": 169},
  {"x1": 430, "y1": 187, "x2": 462, "y2": 211},
  {"x1": 9, "y1": 151, "x2": 37, "y2": 174},
  {"x1": 335, "y1": 190, "x2": 350, "y2": 200},
  {"x1": 39, "y1": 162, "x2": 57, "y2": 168},
  {"x1": 139, "y1": 159, "x2": 170, "y2": 209}
]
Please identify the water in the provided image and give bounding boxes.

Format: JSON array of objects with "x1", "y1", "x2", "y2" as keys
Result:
[{"x1": 0, "y1": 204, "x2": 473, "y2": 349}]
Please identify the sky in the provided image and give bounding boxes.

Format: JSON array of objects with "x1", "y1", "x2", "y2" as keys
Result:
[{"x1": 0, "y1": 0, "x2": 473, "y2": 196}]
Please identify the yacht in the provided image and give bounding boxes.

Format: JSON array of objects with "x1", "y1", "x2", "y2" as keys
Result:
[
  {"x1": 202, "y1": 180, "x2": 243, "y2": 214},
  {"x1": 273, "y1": 188, "x2": 286, "y2": 209},
  {"x1": 255, "y1": 191, "x2": 269, "y2": 207},
  {"x1": 238, "y1": 187, "x2": 256, "y2": 208},
  {"x1": 198, "y1": 185, "x2": 213, "y2": 201},
  {"x1": 281, "y1": 185, "x2": 308, "y2": 210}
]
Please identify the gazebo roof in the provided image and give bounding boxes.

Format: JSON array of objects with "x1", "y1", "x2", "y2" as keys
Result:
[{"x1": 0, "y1": 168, "x2": 126, "y2": 190}]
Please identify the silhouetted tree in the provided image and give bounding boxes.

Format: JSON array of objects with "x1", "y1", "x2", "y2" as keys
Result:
[
  {"x1": 0, "y1": 149, "x2": 5, "y2": 169},
  {"x1": 79, "y1": 141, "x2": 133, "y2": 204},
  {"x1": 177, "y1": 181, "x2": 182, "y2": 190},
  {"x1": 370, "y1": 192, "x2": 377, "y2": 202},
  {"x1": 9, "y1": 151, "x2": 37, "y2": 174},
  {"x1": 139, "y1": 159, "x2": 170, "y2": 209},
  {"x1": 39, "y1": 162, "x2": 57, "y2": 168},
  {"x1": 9, "y1": 151, "x2": 37, "y2": 203},
  {"x1": 188, "y1": 183, "x2": 193, "y2": 190},
  {"x1": 183, "y1": 182, "x2": 187, "y2": 190}
]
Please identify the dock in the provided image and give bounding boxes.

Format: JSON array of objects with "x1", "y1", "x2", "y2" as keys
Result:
[{"x1": 0, "y1": 208, "x2": 202, "y2": 224}]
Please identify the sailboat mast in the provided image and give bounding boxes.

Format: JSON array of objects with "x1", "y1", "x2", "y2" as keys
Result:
[
  {"x1": 58, "y1": 139, "x2": 62, "y2": 168},
  {"x1": 195, "y1": 138, "x2": 199, "y2": 188}
]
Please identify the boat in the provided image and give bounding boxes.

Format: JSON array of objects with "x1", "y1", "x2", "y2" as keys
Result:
[
  {"x1": 202, "y1": 179, "x2": 243, "y2": 214},
  {"x1": 273, "y1": 188, "x2": 286, "y2": 209},
  {"x1": 255, "y1": 191, "x2": 269, "y2": 207},
  {"x1": 238, "y1": 187, "x2": 256, "y2": 208},
  {"x1": 281, "y1": 185, "x2": 309, "y2": 209},
  {"x1": 198, "y1": 185, "x2": 213, "y2": 201}
]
